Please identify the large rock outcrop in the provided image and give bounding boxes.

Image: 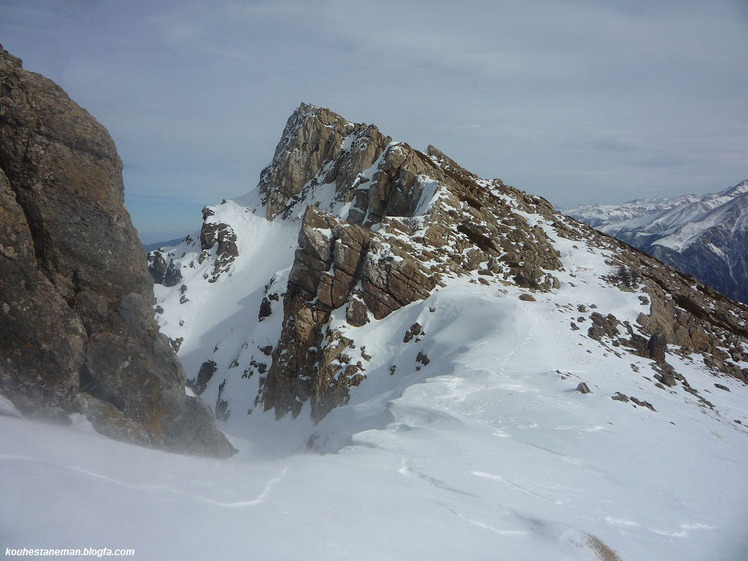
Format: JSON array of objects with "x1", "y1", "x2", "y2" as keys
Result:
[
  {"x1": 148, "y1": 102, "x2": 747, "y2": 428},
  {"x1": 262, "y1": 205, "x2": 437, "y2": 419},
  {"x1": 258, "y1": 103, "x2": 392, "y2": 220},
  {"x1": 255, "y1": 104, "x2": 746, "y2": 419},
  {"x1": 259, "y1": 104, "x2": 565, "y2": 419},
  {"x1": 0, "y1": 46, "x2": 234, "y2": 456}
]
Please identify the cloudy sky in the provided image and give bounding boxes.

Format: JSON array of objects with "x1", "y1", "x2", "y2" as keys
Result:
[{"x1": 2, "y1": 1, "x2": 747, "y2": 242}]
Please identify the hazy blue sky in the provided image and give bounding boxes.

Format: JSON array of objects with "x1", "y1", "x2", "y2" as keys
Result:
[{"x1": 2, "y1": 1, "x2": 747, "y2": 242}]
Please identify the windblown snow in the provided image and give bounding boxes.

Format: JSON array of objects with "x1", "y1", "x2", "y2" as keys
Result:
[{"x1": 2, "y1": 180, "x2": 747, "y2": 561}]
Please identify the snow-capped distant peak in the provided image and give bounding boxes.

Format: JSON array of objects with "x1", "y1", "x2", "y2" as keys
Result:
[{"x1": 567, "y1": 179, "x2": 748, "y2": 304}]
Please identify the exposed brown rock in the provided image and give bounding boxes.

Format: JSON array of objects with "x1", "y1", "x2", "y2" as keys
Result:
[
  {"x1": 258, "y1": 297, "x2": 273, "y2": 321},
  {"x1": 576, "y1": 382, "x2": 591, "y2": 394},
  {"x1": 258, "y1": 103, "x2": 391, "y2": 220},
  {"x1": 588, "y1": 312, "x2": 620, "y2": 341},
  {"x1": 566, "y1": 219, "x2": 748, "y2": 384},
  {"x1": 256, "y1": 103, "x2": 748, "y2": 423},
  {"x1": 647, "y1": 332, "x2": 667, "y2": 362},
  {"x1": 148, "y1": 251, "x2": 182, "y2": 287},
  {"x1": 195, "y1": 218, "x2": 239, "y2": 283},
  {"x1": 263, "y1": 205, "x2": 436, "y2": 419},
  {"x1": 345, "y1": 295, "x2": 369, "y2": 327},
  {"x1": 0, "y1": 47, "x2": 234, "y2": 457}
]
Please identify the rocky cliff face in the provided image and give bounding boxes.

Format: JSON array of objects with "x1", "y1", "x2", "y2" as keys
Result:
[
  {"x1": 0, "y1": 46, "x2": 234, "y2": 457},
  {"x1": 255, "y1": 105, "x2": 570, "y2": 419},
  {"x1": 262, "y1": 108, "x2": 746, "y2": 419}
]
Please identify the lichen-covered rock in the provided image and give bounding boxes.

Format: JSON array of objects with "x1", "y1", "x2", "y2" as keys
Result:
[{"x1": 0, "y1": 46, "x2": 234, "y2": 457}]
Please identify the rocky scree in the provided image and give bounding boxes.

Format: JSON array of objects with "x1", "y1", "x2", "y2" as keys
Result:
[{"x1": 571, "y1": 222, "x2": 748, "y2": 389}]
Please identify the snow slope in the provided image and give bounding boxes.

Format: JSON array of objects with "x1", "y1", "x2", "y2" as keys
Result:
[
  {"x1": 3, "y1": 199, "x2": 748, "y2": 560},
  {"x1": 153, "y1": 196, "x2": 299, "y2": 411},
  {"x1": 4, "y1": 100, "x2": 746, "y2": 560}
]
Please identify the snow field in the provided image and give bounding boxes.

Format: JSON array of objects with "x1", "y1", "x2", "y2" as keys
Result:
[
  {"x1": 2, "y1": 271, "x2": 746, "y2": 559},
  {"x1": 3, "y1": 180, "x2": 747, "y2": 560}
]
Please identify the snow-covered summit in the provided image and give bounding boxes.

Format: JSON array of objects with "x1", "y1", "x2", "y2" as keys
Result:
[
  {"x1": 567, "y1": 179, "x2": 748, "y2": 303},
  {"x1": 148, "y1": 103, "x2": 747, "y2": 431}
]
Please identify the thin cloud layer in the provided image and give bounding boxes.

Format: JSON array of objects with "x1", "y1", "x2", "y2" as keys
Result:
[{"x1": 1, "y1": 0, "x2": 746, "y2": 242}]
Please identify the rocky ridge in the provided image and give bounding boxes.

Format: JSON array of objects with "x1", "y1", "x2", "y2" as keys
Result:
[
  {"x1": 255, "y1": 106, "x2": 569, "y2": 419},
  {"x1": 152, "y1": 103, "x2": 747, "y2": 427},
  {"x1": 0, "y1": 46, "x2": 234, "y2": 457}
]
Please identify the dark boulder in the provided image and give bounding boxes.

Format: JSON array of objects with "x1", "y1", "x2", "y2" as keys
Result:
[
  {"x1": 576, "y1": 382, "x2": 591, "y2": 394},
  {"x1": 148, "y1": 251, "x2": 182, "y2": 287},
  {"x1": 647, "y1": 332, "x2": 667, "y2": 363}
]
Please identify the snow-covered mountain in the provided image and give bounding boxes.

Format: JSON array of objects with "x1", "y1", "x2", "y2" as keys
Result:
[
  {"x1": 4, "y1": 104, "x2": 747, "y2": 560},
  {"x1": 566, "y1": 194, "x2": 704, "y2": 229},
  {"x1": 567, "y1": 180, "x2": 748, "y2": 304}
]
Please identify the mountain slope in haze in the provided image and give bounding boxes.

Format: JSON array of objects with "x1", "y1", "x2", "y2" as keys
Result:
[
  {"x1": 116, "y1": 102, "x2": 748, "y2": 558},
  {"x1": 567, "y1": 180, "x2": 748, "y2": 304}
]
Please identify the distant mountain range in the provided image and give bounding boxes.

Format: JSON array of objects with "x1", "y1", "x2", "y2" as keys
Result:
[
  {"x1": 144, "y1": 237, "x2": 184, "y2": 253},
  {"x1": 567, "y1": 180, "x2": 748, "y2": 304}
]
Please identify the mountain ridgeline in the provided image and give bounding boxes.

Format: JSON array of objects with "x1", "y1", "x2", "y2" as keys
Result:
[
  {"x1": 149, "y1": 103, "x2": 747, "y2": 431},
  {"x1": 0, "y1": 47, "x2": 234, "y2": 457},
  {"x1": 568, "y1": 181, "x2": 748, "y2": 304}
]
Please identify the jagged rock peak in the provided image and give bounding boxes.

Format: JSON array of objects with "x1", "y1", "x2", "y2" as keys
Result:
[
  {"x1": 256, "y1": 103, "x2": 545, "y2": 229},
  {"x1": 258, "y1": 104, "x2": 746, "y2": 418},
  {"x1": 151, "y1": 103, "x2": 747, "y2": 430},
  {"x1": 0, "y1": 46, "x2": 234, "y2": 457},
  {"x1": 257, "y1": 106, "x2": 569, "y2": 418},
  {"x1": 258, "y1": 102, "x2": 392, "y2": 220}
]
